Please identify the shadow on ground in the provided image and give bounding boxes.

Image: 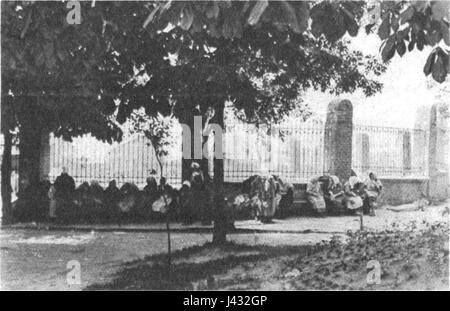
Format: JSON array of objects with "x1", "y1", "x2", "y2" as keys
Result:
[
  {"x1": 87, "y1": 219, "x2": 449, "y2": 290},
  {"x1": 86, "y1": 242, "x2": 316, "y2": 290}
]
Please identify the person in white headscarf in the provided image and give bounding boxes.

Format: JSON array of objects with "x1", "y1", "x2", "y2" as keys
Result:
[
  {"x1": 343, "y1": 176, "x2": 365, "y2": 212},
  {"x1": 249, "y1": 175, "x2": 279, "y2": 223},
  {"x1": 306, "y1": 177, "x2": 326, "y2": 216},
  {"x1": 320, "y1": 175, "x2": 345, "y2": 215}
]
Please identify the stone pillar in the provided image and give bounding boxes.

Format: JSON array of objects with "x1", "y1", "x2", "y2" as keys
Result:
[
  {"x1": 402, "y1": 132, "x2": 412, "y2": 174},
  {"x1": 324, "y1": 99, "x2": 353, "y2": 182},
  {"x1": 39, "y1": 133, "x2": 51, "y2": 181},
  {"x1": 428, "y1": 104, "x2": 449, "y2": 200}
]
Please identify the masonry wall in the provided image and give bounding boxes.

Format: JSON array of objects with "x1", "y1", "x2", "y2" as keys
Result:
[{"x1": 377, "y1": 178, "x2": 429, "y2": 206}]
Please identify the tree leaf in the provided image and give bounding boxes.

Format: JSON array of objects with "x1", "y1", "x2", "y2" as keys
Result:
[
  {"x1": 143, "y1": 6, "x2": 160, "y2": 29},
  {"x1": 399, "y1": 6, "x2": 414, "y2": 24},
  {"x1": 408, "y1": 38, "x2": 416, "y2": 51},
  {"x1": 391, "y1": 15, "x2": 399, "y2": 32},
  {"x1": 347, "y1": 19, "x2": 359, "y2": 37},
  {"x1": 432, "y1": 53, "x2": 447, "y2": 83},
  {"x1": 365, "y1": 23, "x2": 376, "y2": 34},
  {"x1": 35, "y1": 51, "x2": 45, "y2": 67},
  {"x1": 311, "y1": 19, "x2": 323, "y2": 38},
  {"x1": 248, "y1": 0, "x2": 268, "y2": 26},
  {"x1": 378, "y1": 16, "x2": 391, "y2": 40},
  {"x1": 56, "y1": 49, "x2": 66, "y2": 62},
  {"x1": 281, "y1": 1, "x2": 301, "y2": 33},
  {"x1": 425, "y1": 21, "x2": 443, "y2": 45},
  {"x1": 43, "y1": 42, "x2": 54, "y2": 60},
  {"x1": 396, "y1": 38, "x2": 406, "y2": 56},
  {"x1": 381, "y1": 36, "x2": 396, "y2": 62},
  {"x1": 441, "y1": 21, "x2": 450, "y2": 46},
  {"x1": 447, "y1": 54, "x2": 450, "y2": 73},
  {"x1": 180, "y1": 8, "x2": 194, "y2": 30},
  {"x1": 206, "y1": 2, "x2": 219, "y2": 19},
  {"x1": 417, "y1": 30, "x2": 425, "y2": 50},
  {"x1": 411, "y1": 1, "x2": 428, "y2": 12},
  {"x1": 296, "y1": 2, "x2": 310, "y2": 33},
  {"x1": 431, "y1": 1, "x2": 450, "y2": 21},
  {"x1": 423, "y1": 51, "x2": 435, "y2": 76}
]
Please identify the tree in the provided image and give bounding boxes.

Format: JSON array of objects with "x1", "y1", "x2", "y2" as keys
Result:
[
  {"x1": 129, "y1": 110, "x2": 175, "y2": 275},
  {"x1": 2, "y1": 2, "x2": 385, "y2": 244},
  {"x1": 1, "y1": 1, "x2": 122, "y2": 221},
  {"x1": 147, "y1": 0, "x2": 450, "y2": 83},
  {"x1": 91, "y1": 3, "x2": 385, "y2": 243},
  {"x1": 1, "y1": 99, "x2": 14, "y2": 223}
]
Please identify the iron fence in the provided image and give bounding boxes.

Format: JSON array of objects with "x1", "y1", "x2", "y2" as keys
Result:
[
  {"x1": 352, "y1": 124, "x2": 429, "y2": 178},
  {"x1": 22, "y1": 119, "x2": 432, "y2": 188}
]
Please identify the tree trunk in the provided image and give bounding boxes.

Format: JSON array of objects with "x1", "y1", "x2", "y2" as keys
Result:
[
  {"x1": 18, "y1": 123, "x2": 42, "y2": 193},
  {"x1": 212, "y1": 102, "x2": 227, "y2": 245},
  {"x1": 181, "y1": 109, "x2": 196, "y2": 182},
  {"x1": 179, "y1": 104, "x2": 227, "y2": 244},
  {"x1": 1, "y1": 130, "x2": 13, "y2": 224},
  {"x1": 181, "y1": 109, "x2": 211, "y2": 181}
]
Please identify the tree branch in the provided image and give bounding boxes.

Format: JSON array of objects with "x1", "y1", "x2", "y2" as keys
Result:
[{"x1": 20, "y1": 9, "x2": 33, "y2": 39}]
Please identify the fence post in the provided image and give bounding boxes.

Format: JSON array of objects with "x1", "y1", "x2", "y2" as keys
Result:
[
  {"x1": 324, "y1": 99, "x2": 353, "y2": 182},
  {"x1": 428, "y1": 104, "x2": 449, "y2": 200}
]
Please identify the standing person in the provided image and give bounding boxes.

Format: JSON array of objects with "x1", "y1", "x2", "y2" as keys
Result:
[
  {"x1": 104, "y1": 180, "x2": 121, "y2": 221},
  {"x1": 306, "y1": 177, "x2": 326, "y2": 216},
  {"x1": 364, "y1": 172, "x2": 383, "y2": 216},
  {"x1": 190, "y1": 162, "x2": 205, "y2": 189},
  {"x1": 189, "y1": 162, "x2": 210, "y2": 224},
  {"x1": 48, "y1": 184, "x2": 57, "y2": 221},
  {"x1": 179, "y1": 180, "x2": 194, "y2": 224},
  {"x1": 143, "y1": 171, "x2": 158, "y2": 199}
]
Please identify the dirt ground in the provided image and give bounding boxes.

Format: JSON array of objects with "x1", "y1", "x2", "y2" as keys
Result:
[
  {"x1": 87, "y1": 202, "x2": 449, "y2": 290},
  {"x1": 0, "y1": 229, "x2": 341, "y2": 290},
  {"x1": 1, "y1": 201, "x2": 449, "y2": 290}
]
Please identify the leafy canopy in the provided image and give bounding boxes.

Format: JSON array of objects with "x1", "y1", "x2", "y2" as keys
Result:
[
  {"x1": 147, "y1": 0, "x2": 450, "y2": 83},
  {"x1": 1, "y1": 1, "x2": 122, "y2": 142},
  {"x1": 2, "y1": 1, "x2": 386, "y2": 144}
]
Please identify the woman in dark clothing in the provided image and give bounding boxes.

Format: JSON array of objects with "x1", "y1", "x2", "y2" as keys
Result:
[
  {"x1": 189, "y1": 162, "x2": 210, "y2": 224},
  {"x1": 104, "y1": 180, "x2": 121, "y2": 222}
]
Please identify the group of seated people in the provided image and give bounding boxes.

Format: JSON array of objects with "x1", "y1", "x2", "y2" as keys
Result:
[
  {"x1": 45, "y1": 169, "x2": 181, "y2": 224},
  {"x1": 231, "y1": 174, "x2": 294, "y2": 223},
  {"x1": 12, "y1": 165, "x2": 382, "y2": 224},
  {"x1": 9, "y1": 164, "x2": 211, "y2": 224},
  {"x1": 306, "y1": 172, "x2": 383, "y2": 217}
]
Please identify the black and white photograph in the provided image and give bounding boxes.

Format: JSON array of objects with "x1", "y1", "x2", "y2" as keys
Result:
[{"x1": 0, "y1": 0, "x2": 449, "y2": 293}]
